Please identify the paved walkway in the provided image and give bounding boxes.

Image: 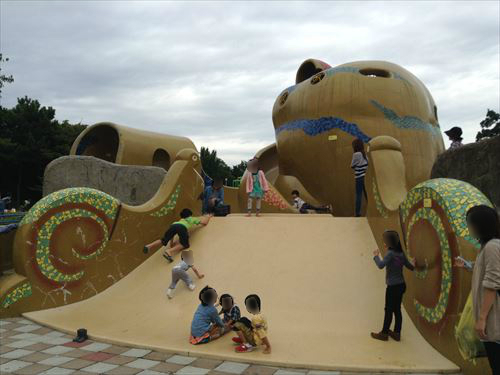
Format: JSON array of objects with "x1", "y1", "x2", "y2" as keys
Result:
[{"x1": 1, "y1": 318, "x2": 460, "y2": 375}]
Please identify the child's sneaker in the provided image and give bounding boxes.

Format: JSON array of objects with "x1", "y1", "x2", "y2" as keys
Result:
[
  {"x1": 235, "y1": 343, "x2": 254, "y2": 353},
  {"x1": 232, "y1": 337, "x2": 243, "y2": 344},
  {"x1": 166, "y1": 288, "x2": 174, "y2": 299},
  {"x1": 163, "y1": 253, "x2": 173, "y2": 262},
  {"x1": 188, "y1": 283, "x2": 196, "y2": 291},
  {"x1": 143, "y1": 246, "x2": 149, "y2": 254}
]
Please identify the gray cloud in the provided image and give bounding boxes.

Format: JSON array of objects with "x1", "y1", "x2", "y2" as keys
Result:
[{"x1": 1, "y1": 1, "x2": 498, "y2": 165}]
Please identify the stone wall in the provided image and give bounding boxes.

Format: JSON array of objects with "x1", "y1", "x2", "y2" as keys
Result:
[
  {"x1": 431, "y1": 136, "x2": 500, "y2": 209},
  {"x1": 43, "y1": 156, "x2": 167, "y2": 205}
]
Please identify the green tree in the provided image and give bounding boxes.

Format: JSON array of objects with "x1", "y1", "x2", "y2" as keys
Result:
[
  {"x1": 199, "y1": 147, "x2": 232, "y2": 182},
  {"x1": 0, "y1": 54, "x2": 14, "y2": 97},
  {"x1": 476, "y1": 109, "x2": 500, "y2": 141},
  {"x1": 231, "y1": 161, "x2": 247, "y2": 179},
  {"x1": 0, "y1": 97, "x2": 86, "y2": 205}
]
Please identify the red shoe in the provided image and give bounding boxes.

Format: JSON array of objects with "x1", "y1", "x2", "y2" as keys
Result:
[
  {"x1": 232, "y1": 337, "x2": 243, "y2": 344},
  {"x1": 235, "y1": 344, "x2": 254, "y2": 353}
]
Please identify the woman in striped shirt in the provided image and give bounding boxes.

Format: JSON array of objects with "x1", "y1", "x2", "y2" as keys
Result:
[{"x1": 351, "y1": 138, "x2": 368, "y2": 217}]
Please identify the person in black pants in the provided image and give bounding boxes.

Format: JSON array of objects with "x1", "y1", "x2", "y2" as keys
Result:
[{"x1": 371, "y1": 230, "x2": 416, "y2": 341}]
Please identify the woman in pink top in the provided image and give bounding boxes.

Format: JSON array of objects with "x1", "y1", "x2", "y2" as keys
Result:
[{"x1": 245, "y1": 158, "x2": 269, "y2": 217}]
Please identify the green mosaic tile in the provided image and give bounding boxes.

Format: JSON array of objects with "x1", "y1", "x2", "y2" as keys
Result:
[
  {"x1": 20, "y1": 188, "x2": 119, "y2": 226},
  {"x1": 371, "y1": 100, "x2": 441, "y2": 136},
  {"x1": 400, "y1": 178, "x2": 493, "y2": 324},
  {"x1": 401, "y1": 178, "x2": 493, "y2": 248},
  {"x1": 149, "y1": 185, "x2": 181, "y2": 217},
  {"x1": 1, "y1": 282, "x2": 32, "y2": 308},
  {"x1": 17, "y1": 188, "x2": 120, "y2": 285},
  {"x1": 372, "y1": 180, "x2": 389, "y2": 218},
  {"x1": 406, "y1": 208, "x2": 451, "y2": 323}
]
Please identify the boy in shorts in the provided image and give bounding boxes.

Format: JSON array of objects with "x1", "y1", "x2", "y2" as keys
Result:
[{"x1": 143, "y1": 208, "x2": 211, "y2": 262}]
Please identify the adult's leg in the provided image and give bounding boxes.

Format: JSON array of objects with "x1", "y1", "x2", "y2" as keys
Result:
[
  {"x1": 355, "y1": 177, "x2": 363, "y2": 217},
  {"x1": 484, "y1": 342, "x2": 500, "y2": 375},
  {"x1": 382, "y1": 286, "x2": 395, "y2": 333},
  {"x1": 393, "y1": 283, "x2": 406, "y2": 333}
]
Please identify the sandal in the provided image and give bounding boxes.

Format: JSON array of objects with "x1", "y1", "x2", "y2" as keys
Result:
[
  {"x1": 235, "y1": 344, "x2": 254, "y2": 352},
  {"x1": 232, "y1": 337, "x2": 243, "y2": 344}
]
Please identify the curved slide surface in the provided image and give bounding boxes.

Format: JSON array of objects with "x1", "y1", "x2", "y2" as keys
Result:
[{"x1": 25, "y1": 215, "x2": 459, "y2": 373}]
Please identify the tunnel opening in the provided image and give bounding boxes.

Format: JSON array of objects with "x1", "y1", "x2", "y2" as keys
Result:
[
  {"x1": 359, "y1": 68, "x2": 391, "y2": 78},
  {"x1": 296, "y1": 61, "x2": 324, "y2": 84},
  {"x1": 75, "y1": 124, "x2": 119, "y2": 163},
  {"x1": 152, "y1": 149, "x2": 171, "y2": 171}
]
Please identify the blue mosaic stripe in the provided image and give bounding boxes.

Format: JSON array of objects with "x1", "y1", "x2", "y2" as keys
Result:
[
  {"x1": 275, "y1": 117, "x2": 372, "y2": 143},
  {"x1": 325, "y1": 66, "x2": 360, "y2": 76},
  {"x1": 371, "y1": 100, "x2": 440, "y2": 136}
]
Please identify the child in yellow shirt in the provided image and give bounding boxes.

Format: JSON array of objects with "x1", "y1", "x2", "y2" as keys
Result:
[{"x1": 232, "y1": 294, "x2": 271, "y2": 354}]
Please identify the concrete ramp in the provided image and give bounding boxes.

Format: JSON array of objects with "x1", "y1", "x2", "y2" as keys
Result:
[{"x1": 25, "y1": 215, "x2": 459, "y2": 373}]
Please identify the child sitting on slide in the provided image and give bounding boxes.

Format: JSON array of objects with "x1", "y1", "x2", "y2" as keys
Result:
[
  {"x1": 291, "y1": 190, "x2": 330, "y2": 214},
  {"x1": 232, "y1": 294, "x2": 271, "y2": 354},
  {"x1": 218, "y1": 294, "x2": 241, "y2": 329},
  {"x1": 190, "y1": 286, "x2": 227, "y2": 345},
  {"x1": 166, "y1": 250, "x2": 204, "y2": 299},
  {"x1": 143, "y1": 208, "x2": 211, "y2": 262}
]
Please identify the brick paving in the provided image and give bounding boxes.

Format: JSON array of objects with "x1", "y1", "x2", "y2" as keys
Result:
[{"x1": 0, "y1": 317, "x2": 460, "y2": 375}]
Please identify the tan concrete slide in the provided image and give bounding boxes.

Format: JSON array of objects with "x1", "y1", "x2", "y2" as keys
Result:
[{"x1": 25, "y1": 215, "x2": 460, "y2": 373}]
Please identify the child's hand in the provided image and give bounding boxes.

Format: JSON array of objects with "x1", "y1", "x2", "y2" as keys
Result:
[
  {"x1": 198, "y1": 274, "x2": 205, "y2": 279},
  {"x1": 373, "y1": 249, "x2": 380, "y2": 257}
]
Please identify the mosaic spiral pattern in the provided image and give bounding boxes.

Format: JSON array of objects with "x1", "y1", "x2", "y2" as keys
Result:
[
  {"x1": 21, "y1": 188, "x2": 118, "y2": 226},
  {"x1": 1, "y1": 282, "x2": 32, "y2": 309},
  {"x1": 400, "y1": 178, "x2": 493, "y2": 324},
  {"x1": 401, "y1": 179, "x2": 493, "y2": 248},
  {"x1": 406, "y1": 208, "x2": 452, "y2": 323},
  {"x1": 149, "y1": 185, "x2": 181, "y2": 217},
  {"x1": 22, "y1": 188, "x2": 119, "y2": 284},
  {"x1": 36, "y1": 209, "x2": 111, "y2": 283}
]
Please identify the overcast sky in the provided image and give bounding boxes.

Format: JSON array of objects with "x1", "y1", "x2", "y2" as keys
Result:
[{"x1": 1, "y1": 1, "x2": 499, "y2": 166}]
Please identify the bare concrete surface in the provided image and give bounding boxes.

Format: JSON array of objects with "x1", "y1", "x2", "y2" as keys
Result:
[
  {"x1": 24, "y1": 215, "x2": 460, "y2": 373},
  {"x1": 43, "y1": 155, "x2": 167, "y2": 205}
]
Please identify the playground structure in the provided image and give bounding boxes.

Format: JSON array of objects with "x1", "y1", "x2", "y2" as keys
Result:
[{"x1": 0, "y1": 59, "x2": 494, "y2": 374}]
